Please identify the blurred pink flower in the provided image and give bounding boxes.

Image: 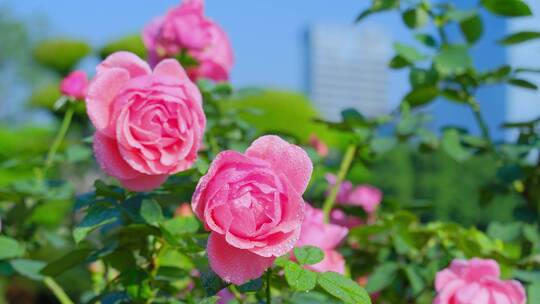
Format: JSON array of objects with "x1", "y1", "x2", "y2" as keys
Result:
[
  {"x1": 435, "y1": 258, "x2": 526, "y2": 304},
  {"x1": 308, "y1": 134, "x2": 329, "y2": 157},
  {"x1": 60, "y1": 70, "x2": 88, "y2": 100},
  {"x1": 217, "y1": 288, "x2": 235, "y2": 304},
  {"x1": 330, "y1": 209, "x2": 363, "y2": 229},
  {"x1": 87, "y1": 52, "x2": 205, "y2": 191},
  {"x1": 326, "y1": 174, "x2": 382, "y2": 213},
  {"x1": 192, "y1": 135, "x2": 313, "y2": 284},
  {"x1": 296, "y1": 204, "x2": 348, "y2": 274},
  {"x1": 142, "y1": 0, "x2": 234, "y2": 82},
  {"x1": 175, "y1": 203, "x2": 194, "y2": 217}
]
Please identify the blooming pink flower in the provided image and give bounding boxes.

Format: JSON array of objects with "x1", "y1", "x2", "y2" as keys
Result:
[
  {"x1": 309, "y1": 134, "x2": 329, "y2": 157},
  {"x1": 192, "y1": 135, "x2": 313, "y2": 285},
  {"x1": 87, "y1": 52, "x2": 205, "y2": 192},
  {"x1": 143, "y1": 0, "x2": 234, "y2": 82},
  {"x1": 60, "y1": 70, "x2": 88, "y2": 100},
  {"x1": 326, "y1": 174, "x2": 382, "y2": 213},
  {"x1": 296, "y1": 204, "x2": 348, "y2": 274},
  {"x1": 435, "y1": 258, "x2": 526, "y2": 304}
]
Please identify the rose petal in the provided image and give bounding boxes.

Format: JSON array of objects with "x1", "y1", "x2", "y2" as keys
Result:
[
  {"x1": 207, "y1": 232, "x2": 274, "y2": 285},
  {"x1": 153, "y1": 58, "x2": 191, "y2": 82},
  {"x1": 119, "y1": 174, "x2": 168, "y2": 192},
  {"x1": 86, "y1": 68, "x2": 130, "y2": 133},
  {"x1": 246, "y1": 135, "x2": 313, "y2": 194},
  {"x1": 97, "y1": 51, "x2": 151, "y2": 78},
  {"x1": 93, "y1": 131, "x2": 139, "y2": 180}
]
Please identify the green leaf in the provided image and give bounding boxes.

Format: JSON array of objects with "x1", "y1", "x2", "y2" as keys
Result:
[
  {"x1": 508, "y1": 78, "x2": 538, "y2": 90},
  {"x1": 402, "y1": 8, "x2": 429, "y2": 29},
  {"x1": 0, "y1": 236, "x2": 25, "y2": 260},
  {"x1": 284, "y1": 262, "x2": 317, "y2": 291},
  {"x1": 73, "y1": 205, "x2": 119, "y2": 243},
  {"x1": 404, "y1": 265, "x2": 425, "y2": 295},
  {"x1": 66, "y1": 144, "x2": 92, "y2": 163},
  {"x1": 482, "y1": 0, "x2": 532, "y2": 17},
  {"x1": 140, "y1": 199, "x2": 164, "y2": 225},
  {"x1": 460, "y1": 14, "x2": 483, "y2": 44},
  {"x1": 100, "y1": 34, "x2": 147, "y2": 59},
  {"x1": 394, "y1": 42, "x2": 426, "y2": 63},
  {"x1": 409, "y1": 68, "x2": 438, "y2": 87},
  {"x1": 33, "y1": 39, "x2": 91, "y2": 75},
  {"x1": 237, "y1": 278, "x2": 264, "y2": 292},
  {"x1": 11, "y1": 259, "x2": 46, "y2": 281},
  {"x1": 403, "y1": 86, "x2": 439, "y2": 107},
  {"x1": 318, "y1": 272, "x2": 371, "y2": 304},
  {"x1": 41, "y1": 249, "x2": 92, "y2": 277},
  {"x1": 365, "y1": 262, "x2": 399, "y2": 293},
  {"x1": 499, "y1": 31, "x2": 540, "y2": 45},
  {"x1": 200, "y1": 268, "x2": 228, "y2": 296},
  {"x1": 294, "y1": 246, "x2": 324, "y2": 265},
  {"x1": 355, "y1": 0, "x2": 399, "y2": 22},
  {"x1": 513, "y1": 270, "x2": 540, "y2": 283},
  {"x1": 414, "y1": 33, "x2": 437, "y2": 48},
  {"x1": 441, "y1": 88, "x2": 469, "y2": 103},
  {"x1": 446, "y1": 9, "x2": 477, "y2": 22},
  {"x1": 389, "y1": 55, "x2": 410, "y2": 69},
  {"x1": 442, "y1": 129, "x2": 471, "y2": 162},
  {"x1": 160, "y1": 217, "x2": 200, "y2": 237},
  {"x1": 527, "y1": 282, "x2": 540, "y2": 301},
  {"x1": 200, "y1": 296, "x2": 219, "y2": 304},
  {"x1": 434, "y1": 45, "x2": 472, "y2": 75}
]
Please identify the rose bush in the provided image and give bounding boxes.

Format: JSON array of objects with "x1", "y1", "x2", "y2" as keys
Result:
[{"x1": 0, "y1": 0, "x2": 538, "y2": 303}]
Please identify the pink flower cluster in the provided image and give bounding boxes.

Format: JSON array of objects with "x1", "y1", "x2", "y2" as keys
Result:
[
  {"x1": 435, "y1": 258, "x2": 526, "y2": 304},
  {"x1": 326, "y1": 174, "x2": 382, "y2": 213},
  {"x1": 296, "y1": 204, "x2": 348, "y2": 274},
  {"x1": 143, "y1": 0, "x2": 233, "y2": 82},
  {"x1": 192, "y1": 135, "x2": 313, "y2": 284}
]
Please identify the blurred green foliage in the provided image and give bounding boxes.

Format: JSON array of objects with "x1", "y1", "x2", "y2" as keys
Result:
[{"x1": 33, "y1": 39, "x2": 91, "y2": 75}]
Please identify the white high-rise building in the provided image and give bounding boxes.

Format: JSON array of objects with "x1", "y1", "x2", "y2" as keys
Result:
[{"x1": 306, "y1": 24, "x2": 391, "y2": 121}]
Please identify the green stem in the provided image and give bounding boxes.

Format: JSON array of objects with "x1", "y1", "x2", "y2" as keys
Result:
[
  {"x1": 44, "y1": 105, "x2": 75, "y2": 173},
  {"x1": 265, "y1": 269, "x2": 271, "y2": 304},
  {"x1": 322, "y1": 144, "x2": 357, "y2": 223},
  {"x1": 471, "y1": 105, "x2": 493, "y2": 150},
  {"x1": 43, "y1": 277, "x2": 74, "y2": 304}
]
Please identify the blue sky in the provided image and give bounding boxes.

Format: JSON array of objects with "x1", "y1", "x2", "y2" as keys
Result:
[
  {"x1": 5, "y1": 0, "x2": 539, "y2": 135},
  {"x1": 4, "y1": 0, "x2": 408, "y2": 96}
]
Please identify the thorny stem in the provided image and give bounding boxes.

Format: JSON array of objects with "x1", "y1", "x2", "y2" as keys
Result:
[{"x1": 322, "y1": 144, "x2": 357, "y2": 223}]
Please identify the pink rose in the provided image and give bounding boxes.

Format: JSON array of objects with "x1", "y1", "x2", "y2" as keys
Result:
[
  {"x1": 60, "y1": 70, "x2": 88, "y2": 100},
  {"x1": 296, "y1": 204, "x2": 348, "y2": 274},
  {"x1": 435, "y1": 258, "x2": 526, "y2": 304},
  {"x1": 143, "y1": 0, "x2": 234, "y2": 82},
  {"x1": 309, "y1": 134, "x2": 329, "y2": 157},
  {"x1": 87, "y1": 52, "x2": 205, "y2": 192},
  {"x1": 326, "y1": 174, "x2": 382, "y2": 213},
  {"x1": 192, "y1": 135, "x2": 313, "y2": 284}
]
